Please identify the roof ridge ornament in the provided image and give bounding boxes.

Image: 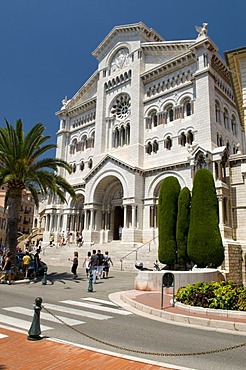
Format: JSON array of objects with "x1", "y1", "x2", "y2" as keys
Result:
[{"x1": 195, "y1": 23, "x2": 208, "y2": 39}]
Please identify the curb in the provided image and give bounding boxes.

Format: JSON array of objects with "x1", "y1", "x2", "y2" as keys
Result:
[{"x1": 120, "y1": 292, "x2": 246, "y2": 334}]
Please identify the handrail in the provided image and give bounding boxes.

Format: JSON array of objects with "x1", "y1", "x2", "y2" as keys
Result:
[{"x1": 120, "y1": 235, "x2": 158, "y2": 271}]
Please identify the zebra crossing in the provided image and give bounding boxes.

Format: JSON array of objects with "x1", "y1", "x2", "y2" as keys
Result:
[{"x1": 0, "y1": 297, "x2": 132, "y2": 332}]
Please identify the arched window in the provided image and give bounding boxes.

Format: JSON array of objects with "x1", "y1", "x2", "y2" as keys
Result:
[
  {"x1": 223, "y1": 108, "x2": 229, "y2": 129},
  {"x1": 88, "y1": 158, "x2": 93, "y2": 169},
  {"x1": 70, "y1": 140, "x2": 77, "y2": 155},
  {"x1": 196, "y1": 153, "x2": 206, "y2": 169},
  {"x1": 80, "y1": 161, "x2": 84, "y2": 171},
  {"x1": 113, "y1": 128, "x2": 120, "y2": 147},
  {"x1": 164, "y1": 136, "x2": 172, "y2": 150},
  {"x1": 217, "y1": 132, "x2": 220, "y2": 146},
  {"x1": 215, "y1": 101, "x2": 221, "y2": 123},
  {"x1": 72, "y1": 163, "x2": 76, "y2": 173},
  {"x1": 226, "y1": 141, "x2": 231, "y2": 154},
  {"x1": 126, "y1": 123, "x2": 130, "y2": 145},
  {"x1": 179, "y1": 132, "x2": 186, "y2": 146},
  {"x1": 81, "y1": 135, "x2": 87, "y2": 151},
  {"x1": 231, "y1": 115, "x2": 237, "y2": 136},
  {"x1": 185, "y1": 102, "x2": 191, "y2": 116},
  {"x1": 168, "y1": 108, "x2": 174, "y2": 122},
  {"x1": 153, "y1": 140, "x2": 159, "y2": 153},
  {"x1": 146, "y1": 142, "x2": 152, "y2": 155},
  {"x1": 186, "y1": 130, "x2": 194, "y2": 145}
]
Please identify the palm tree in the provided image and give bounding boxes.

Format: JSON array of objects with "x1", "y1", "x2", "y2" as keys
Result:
[{"x1": 0, "y1": 119, "x2": 76, "y2": 269}]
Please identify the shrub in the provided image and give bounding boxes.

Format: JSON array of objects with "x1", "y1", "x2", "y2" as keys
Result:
[
  {"x1": 187, "y1": 169, "x2": 224, "y2": 267},
  {"x1": 158, "y1": 176, "x2": 180, "y2": 267},
  {"x1": 175, "y1": 281, "x2": 246, "y2": 311},
  {"x1": 176, "y1": 187, "x2": 191, "y2": 269}
]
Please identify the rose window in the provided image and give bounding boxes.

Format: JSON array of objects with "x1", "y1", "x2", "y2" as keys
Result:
[{"x1": 111, "y1": 94, "x2": 131, "y2": 120}]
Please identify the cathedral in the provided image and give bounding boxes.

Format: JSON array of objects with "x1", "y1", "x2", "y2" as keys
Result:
[{"x1": 40, "y1": 22, "x2": 246, "y2": 280}]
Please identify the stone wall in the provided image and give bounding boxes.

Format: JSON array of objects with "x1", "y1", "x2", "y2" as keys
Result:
[{"x1": 226, "y1": 244, "x2": 243, "y2": 285}]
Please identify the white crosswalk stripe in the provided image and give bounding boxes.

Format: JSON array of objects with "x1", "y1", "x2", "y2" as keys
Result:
[
  {"x1": 0, "y1": 314, "x2": 52, "y2": 331},
  {"x1": 0, "y1": 297, "x2": 132, "y2": 332},
  {"x1": 44, "y1": 303, "x2": 113, "y2": 320},
  {"x1": 0, "y1": 333, "x2": 8, "y2": 339},
  {"x1": 60, "y1": 300, "x2": 132, "y2": 315},
  {"x1": 82, "y1": 297, "x2": 118, "y2": 306},
  {"x1": 2, "y1": 307, "x2": 85, "y2": 326}
]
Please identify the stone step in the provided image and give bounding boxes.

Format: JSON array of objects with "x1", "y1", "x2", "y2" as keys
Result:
[{"x1": 40, "y1": 241, "x2": 159, "y2": 272}]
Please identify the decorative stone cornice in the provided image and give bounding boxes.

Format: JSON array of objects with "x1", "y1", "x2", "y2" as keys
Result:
[
  {"x1": 141, "y1": 40, "x2": 194, "y2": 53},
  {"x1": 56, "y1": 71, "x2": 99, "y2": 117},
  {"x1": 141, "y1": 51, "x2": 196, "y2": 83},
  {"x1": 92, "y1": 22, "x2": 164, "y2": 59}
]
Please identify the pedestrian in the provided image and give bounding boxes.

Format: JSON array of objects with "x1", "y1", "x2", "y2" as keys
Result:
[
  {"x1": 49, "y1": 234, "x2": 54, "y2": 247},
  {"x1": 33, "y1": 249, "x2": 41, "y2": 281},
  {"x1": 102, "y1": 251, "x2": 113, "y2": 279},
  {"x1": 82, "y1": 251, "x2": 91, "y2": 281},
  {"x1": 71, "y1": 251, "x2": 78, "y2": 279},
  {"x1": 118, "y1": 225, "x2": 122, "y2": 240},
  {"x1": 96, "y1": 249, "x2": 104, "y2": 279},
  {"x1": 0, "y1": 251, "x2": 12, "y2": 284},
  {"x1": 89, "y1": 249, "x2": 98, "y2": 284},
  {"x1": 0, "y1": 250, "x2": 4, "y2": 271},
  {"x1": 22, "y1": 251, "x2": 31, "y2": 278}
]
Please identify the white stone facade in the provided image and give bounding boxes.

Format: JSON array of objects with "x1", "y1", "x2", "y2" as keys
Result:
[{"x1": 41, "y1": 23, "x2": 246, "y2": 274}]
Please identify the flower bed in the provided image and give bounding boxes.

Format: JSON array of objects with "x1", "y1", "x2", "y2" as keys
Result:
[{"x1": 175, "y1": 280, "x2": 246, "y2": 311}]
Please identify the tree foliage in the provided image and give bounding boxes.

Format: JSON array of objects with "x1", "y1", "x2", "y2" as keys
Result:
[
  {"x1": 187, "y1": 169, "x2": 224, "y2": 267},
  {"x1": 0, "y1": 119, "x2": 76, "y2": 266},
  {"x1": 158, "y1": 176, "x2": 180, "y2": 266},
  {"x1": 176, "y1": 187, "x2": 191, "y2": 269}
]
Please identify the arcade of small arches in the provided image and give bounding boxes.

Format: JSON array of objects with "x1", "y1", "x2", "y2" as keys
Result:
[
  {"x1": 70, "y1": 132, "x2": 95, "y2": 155},
  {"x1": 145, "y1": 130, "x2": 194, "y2": 154},
  {"x1": 215, "y1": 100, "x2": 238, "y2": 136}
]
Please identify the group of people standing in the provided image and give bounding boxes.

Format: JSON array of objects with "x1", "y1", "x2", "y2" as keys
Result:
[{"x1": 71, "y1": 249, "x2": 113, "y2": 283}]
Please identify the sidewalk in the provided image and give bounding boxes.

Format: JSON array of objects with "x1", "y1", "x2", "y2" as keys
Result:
[
  {"x1": 0, "y1": 326, "x2": 183, "y2": 370},
  {"x1": 119, "y1": 290, "x2": 246, "y2": 333}
]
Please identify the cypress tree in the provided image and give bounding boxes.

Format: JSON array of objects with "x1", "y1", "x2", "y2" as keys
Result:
[
  {"x1": 176, "y1": 187, "x2": 191, "y2": 269},
  {"x1": 158, "y1": 176, "x2": 180, "y2": 267},
  {"x1": 187, "y1": 169, "x2": 224, "y2": 267}
]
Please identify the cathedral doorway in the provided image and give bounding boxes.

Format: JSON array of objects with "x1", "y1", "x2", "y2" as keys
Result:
[{"x1": 113, "y1": 206, "x2": 124, "y2": 240}]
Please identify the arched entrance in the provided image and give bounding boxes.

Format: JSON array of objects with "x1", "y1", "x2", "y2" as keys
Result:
[
  {"x1": 93, "y1": 175, "x2": 124, "y2": 242},
  {"x1": 113, "y1": 206, "x2": 124, "y2": 240}
]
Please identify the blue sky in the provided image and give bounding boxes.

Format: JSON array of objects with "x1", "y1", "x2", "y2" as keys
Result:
[{"x1": 0, "y1": 0, "x2": 245, "y2": 156}]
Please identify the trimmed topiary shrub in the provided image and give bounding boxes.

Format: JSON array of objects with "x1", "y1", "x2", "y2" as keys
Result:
[
  {"x1": 187, "y1": 169, "x2": 224, "y2": 267},
  {"x1": 176, "y1": 187, "x2": 191, "y2": 269},
  {"x1": 158, "y1": 176, "x2": 180, "y2": 267}
]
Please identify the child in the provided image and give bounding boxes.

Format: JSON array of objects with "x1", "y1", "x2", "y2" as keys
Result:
[{"x1": 71, "y1": 251, "x2": 78, "y2": 279}]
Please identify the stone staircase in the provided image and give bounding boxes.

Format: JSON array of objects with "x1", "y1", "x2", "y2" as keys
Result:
[{"x1": 40, "y1": 238, "x2": 162, "y2": 272}]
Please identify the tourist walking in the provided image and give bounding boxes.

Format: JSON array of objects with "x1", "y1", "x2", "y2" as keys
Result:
[
  {"x1": 96, "y1": 249, "x2": 104, "y2": 279},
  {"x1": 89, "y1": 249, "x2": 98, "y2": 284},
  {"x1": 22, "y1": 251, "x2": 31, "y2": 278},
  {"x1": 0, "y1": 251, "x2": 12, "y2": 284},
  {"x1": 71, "y1": 251, "x2": 79, "y2": 279},
  {"x1": 82, "y1": 251, "x2": 91, "y2": 281},
  {"x1": 102, "y1": 251, "x2": 113, "y2": 279}
]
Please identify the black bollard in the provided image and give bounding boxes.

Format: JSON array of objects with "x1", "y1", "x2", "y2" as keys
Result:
[
  {"x1": 88, "y1": 270, "x2": 93, "y2": 292},
  {"x1": 42, "y1": 268, "x2": 47, "y2": 285},
  {"x1": 27, "y1": 297, "x2": 43, "y2": 341}
]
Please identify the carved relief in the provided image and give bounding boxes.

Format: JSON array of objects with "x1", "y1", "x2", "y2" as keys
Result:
[{"x1": 110, "y1": 48, "x2": 130, "y2": 73}]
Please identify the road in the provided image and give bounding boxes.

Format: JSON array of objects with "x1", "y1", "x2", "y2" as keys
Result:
[{"x1": 0, "y1": 265, "x2": 246, "y2": 370}]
